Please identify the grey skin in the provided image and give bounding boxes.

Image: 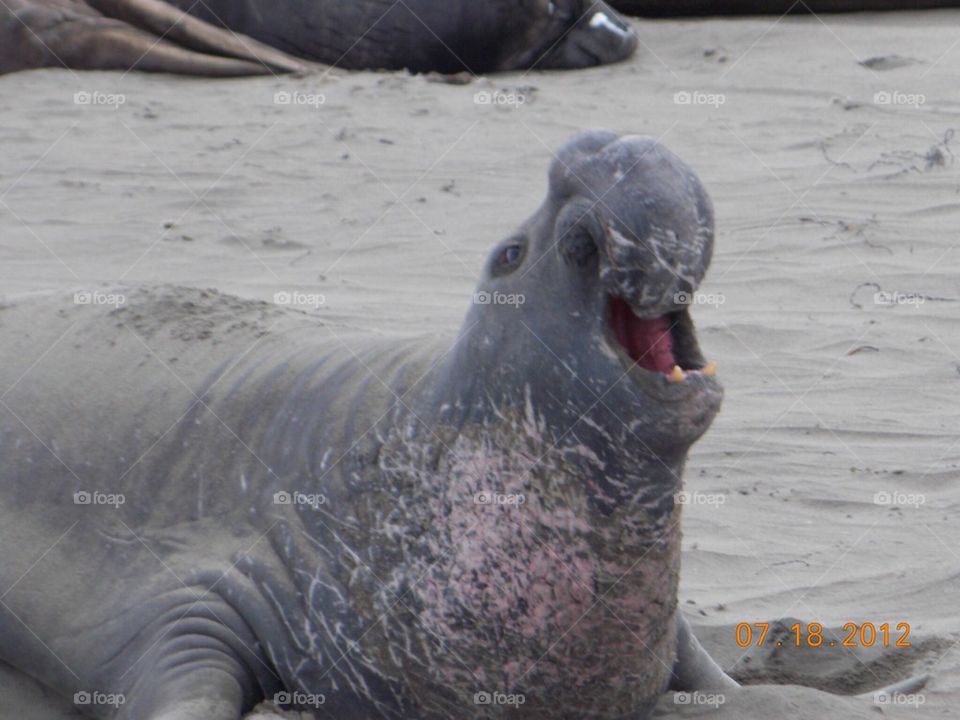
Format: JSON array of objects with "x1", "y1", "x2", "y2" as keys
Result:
[
  {"x1": 0, "y1": 130, "x2": 920, "y2": 720},
  {"x1": 0, "y1": 0, "x2": 638, "y2": 76},
  {"x1": 609, "y1": 0, "x2": 960, "y2": 15},
  {"x1": 0, "y1": 130, "x2": 724, "y2": 720}
]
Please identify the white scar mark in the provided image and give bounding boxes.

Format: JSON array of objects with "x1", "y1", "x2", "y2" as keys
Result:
[
  {"x1": 607, "y1": 226, "x2": 634, "y2": 249},
  {"x1": 607, "y1": 225, "x2": 699, "y2": 289},
  {"x1": 590, "y1": 12, "x2": 631, "y2": 38}
]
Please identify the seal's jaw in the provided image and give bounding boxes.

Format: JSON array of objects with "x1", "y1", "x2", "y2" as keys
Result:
[
  {"x1": 605, "y1": 296, "x2": 717, "y2": 386},
  {"x1": 536, "y1": 3, "x2": 638, "y2": 69},
  {"x1": 502, "y1": 0, "x2": 638, "y2": 70}
]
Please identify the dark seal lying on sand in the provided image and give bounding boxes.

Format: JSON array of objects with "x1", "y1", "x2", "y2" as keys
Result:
[
  {"x1": 0, "y1": 130, "x2": 922, "y2": 719},
  {"x1": 0, "y1": 130, "x2": 726, "y2": 719},
  {"x1": 0, "y1": 0, "x2": 638, "y2": 75}
]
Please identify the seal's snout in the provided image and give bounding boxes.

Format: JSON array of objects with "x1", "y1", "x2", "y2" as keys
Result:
[
  {"x1": 539, "y1": 1, "x2": 638, "y2": 68},
  {"x1": 585, "y1": 6, "x2": 639, "y2": 59},
  {"x1": 553, "y1": 200, "x2": 716, "y2": 383},
  {"x1": 595, "y1": 205, "x2": 717, "y2": 384},
  {"x1": 548, "y1": 130, "x2": 719, "y2": 387}
]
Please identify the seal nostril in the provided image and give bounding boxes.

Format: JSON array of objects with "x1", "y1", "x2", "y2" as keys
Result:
[
  {"x1": 561, "y1": 233, "x2": 598, "y2": 268},
  {"x1": 555, "y1": 201, "x2": 603, "y2": 269}
]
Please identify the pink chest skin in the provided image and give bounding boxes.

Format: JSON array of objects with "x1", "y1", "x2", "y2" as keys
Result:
[{"x1": 372, "y1": 419, "x2": 682, "y2": 719}]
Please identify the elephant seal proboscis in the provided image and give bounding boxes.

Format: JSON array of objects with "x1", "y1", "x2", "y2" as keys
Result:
[
  {"x1": 1, "y1": 129, "x2": 734, "y2": 720},
  {"x1": 0, "y1": 0, "x2": 638, "y2": 76}
]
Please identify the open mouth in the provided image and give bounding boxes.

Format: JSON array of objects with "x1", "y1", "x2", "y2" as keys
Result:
[{"x1": 607, "y1": 296, "x2": 716, "y2": 384}]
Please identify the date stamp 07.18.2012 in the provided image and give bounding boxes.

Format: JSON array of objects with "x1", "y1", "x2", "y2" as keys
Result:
[{"x1": 736, "y1": 622, "x2": 912, "y2": 649}]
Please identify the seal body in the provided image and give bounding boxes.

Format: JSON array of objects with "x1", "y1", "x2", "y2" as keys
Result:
[
  {"x1": 0, "y1": 131, "x2": 724, "y2": 719},
  {"x1": 171, "y1": 0, "x2": 639, "y2": 73},
  {"x1": 0, "y1": 287, "x2": 687, "y2": 719},
  {"x1": 0, "y1": 0, "x2": 638, "y2": 75}
]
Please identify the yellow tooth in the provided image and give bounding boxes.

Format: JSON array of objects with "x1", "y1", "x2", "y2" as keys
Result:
[
  {"x1": 701, "y1": 361, "x2": 717, "y2": 378},
  {"x1": 668, "y1": 365, "x2": 686, "y2": 383}
]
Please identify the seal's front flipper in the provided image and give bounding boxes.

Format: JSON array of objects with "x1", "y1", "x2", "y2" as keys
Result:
[
  {"x1": 123, "y1": 653, "x2": 265, "y2": 720},
  {"x1": 1, "y1": 0, "x2": 308, "y2": 75},
  {"x1": 240, "y1": 703, "x2": 292, "y2": 719},
  {"x1": 670, "y1": 613, "x2": 740, "y2": 692},
  {"x1": 149, "y1": 692, "x2": 243, "y2": 720}
]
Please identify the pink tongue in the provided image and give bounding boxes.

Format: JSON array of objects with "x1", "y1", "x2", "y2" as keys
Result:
[{"x1": 610, "y1": 298, "x2": 676, "y2": 374}]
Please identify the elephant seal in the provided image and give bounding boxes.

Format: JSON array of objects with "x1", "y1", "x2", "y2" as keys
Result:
[
  {"x1": 0, "y1": 129, "x2": 731, "y2": 720},
  {"x1": 0, "y1": 0, "x2": 638, "y2": 76}
]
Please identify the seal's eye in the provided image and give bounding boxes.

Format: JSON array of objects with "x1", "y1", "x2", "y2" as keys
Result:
[{"x1": 491, "y1": 242, "x2": 524, "y2": 276}]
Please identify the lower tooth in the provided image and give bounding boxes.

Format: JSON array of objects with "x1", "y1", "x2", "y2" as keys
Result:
[
  {"x1": 701, "y1": 361, "x2": 717, "y2": 378},
  {"x1": 668, "y1": 365, "x2": 686, "y2": 383}
]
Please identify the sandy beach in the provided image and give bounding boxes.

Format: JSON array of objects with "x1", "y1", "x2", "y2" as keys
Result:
[{"x1": 0, "y1": 9, "x2": 958, "y2": 719}]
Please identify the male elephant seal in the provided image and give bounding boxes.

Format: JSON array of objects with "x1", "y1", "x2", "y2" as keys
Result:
[
  {"x1": 0, "y1": 129, "x2": 731, "y2": 719},
  {"x1": 0, "y1": 0, "x2": 638, "y2": 75}
]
